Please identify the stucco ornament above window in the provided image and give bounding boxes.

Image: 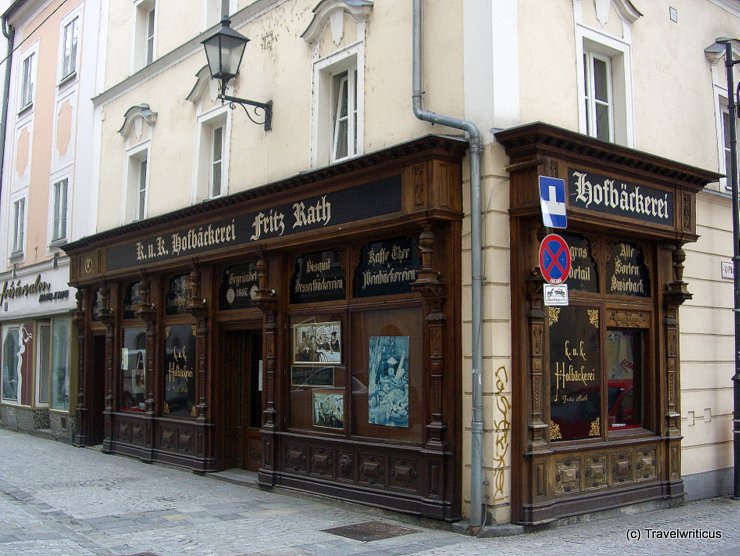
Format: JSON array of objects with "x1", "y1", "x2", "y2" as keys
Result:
[
  {"x1": 594, "y1": 0, "x2": 641, "y2": 26},
  {"x1": 186, "y1": 65, "x2": 220, "y2": 104},
  {"x1": 118, "y1": 104, "x2": 158, "y2": 140},
  {"x1": 301, "y1": 0, "x2": 373, "y2": 46}
]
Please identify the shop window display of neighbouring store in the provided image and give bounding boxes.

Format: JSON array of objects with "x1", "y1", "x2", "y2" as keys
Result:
[
  {"x1": 497, "y1": 122, "x2": 720, "y2": 525},
  {"x1": 63, "y1": 136, "x2": 467, "y2": 521}
]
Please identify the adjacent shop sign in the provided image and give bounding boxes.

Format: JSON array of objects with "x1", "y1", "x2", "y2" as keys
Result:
[
  {"x1": 606, "y1": 241, "x2": 650, "y2": 297},
  {"x1": 1, "y1": 274, "x2": 51, "y2": 305},
  {"x1": 539, "y1": 234, "x2": 571, "y2": 285},
  {"x1": 538, "y1": 176, "x2": 567, "y2": 229},
  {"x1": 219, "y1": 262, "x2": 258, "y2": 310},
  {"x1": 290, "y1": 250, "x2": 345, "y2": 304},
  {"x1": 569, "y1": 169, "x2": 674, "y2": 226},
  {"x1": 106, "y1": 175, "x2": 402, "y2": 272},
  {"x1": 354, "y1": 236, "x2": 420, "y2": 297}
]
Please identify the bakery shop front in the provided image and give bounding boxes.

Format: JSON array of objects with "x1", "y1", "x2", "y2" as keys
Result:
[
  {"x1": 63, "y1": 135, "x2": 466, "y2": 521},
  {"x1": 496, "y1": 123, "x2": 719, "y2": 524}
]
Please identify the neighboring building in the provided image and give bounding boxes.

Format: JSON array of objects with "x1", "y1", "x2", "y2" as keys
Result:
[
  {"x1": 0, "y1": 0, "x2": 101, "y2": 441},
  {"x1": 2, "y1": 0, "x2": 735, "y2": 530}
]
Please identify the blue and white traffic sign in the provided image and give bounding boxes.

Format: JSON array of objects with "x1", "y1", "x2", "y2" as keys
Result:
[
  {"x1": 538, "y1": 176, "x2": 568, "y2": 229},
  {"x1": 539, "y1": 233, "x2": 571, "y2": 285}
]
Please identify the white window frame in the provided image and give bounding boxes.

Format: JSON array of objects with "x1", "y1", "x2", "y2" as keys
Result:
[
  {"x1": 59, "y1": 13, "x2": 80, "y2": 82},
  {"x1": 204, "y1": 0, "x2": 235, "y2": 29},
  {"x1": 123, "y1": 144, "x2": 150, "y2": 223},
  {"x1": 11, "y1": 196, "x2": 26, "y2": 257},
  {"x1": 19, "y1": 51, "x2": 36, "y2": 110},
  {"x1": 193, "y1": 107, "x2": 230, "y2": 202},
  {"x1": 310, "y1": 42, "x2": 364, "y2": 168},
  {"x1": 132, "y1": 0, "x2": 157, "y2": 72},
  {"x1": 583, "y1": 50, "x2": 614, "y2": 142},
  {"x1": 575, "y1": 27, "x2": 634, "y2": 147},
  {"x1": 35, "y1": 322, "x2": 51, "y2": 407},
  {"x1": 331, "y1": 68, "x2": 358, "y2": 162},
  {"x1": 50, "y1": 177, "x2": 70, "y2": 244}
]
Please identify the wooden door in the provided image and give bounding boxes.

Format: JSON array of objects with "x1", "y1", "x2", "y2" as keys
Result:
[{"x1": 222, "y1": 330, "x2": 263, "y2": 471}]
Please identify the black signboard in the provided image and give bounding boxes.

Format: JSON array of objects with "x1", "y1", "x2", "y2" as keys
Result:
[
  {"x1": 568, "y1": 169, "x2": 674, "y2": 227},
  {"x1": 549, "y1": 305, "x2": 601, "y2": 441},
  {"x1": 290, "y1": 250, "x2": 345, "y2": 304},
  {"x1": 122, "y1": 281, "x2": 142, "y2": 319},
  {"x1": 354, "y1": 236, "x2": 420, "y2": 297},
  {"x1": 165, "y1": 275, "x2": 189, "y2": 315},
  {"x1": 106, "y1": 176, "x2": 402, "y2": 272},
  {"x1": 606, "y1": 242, "x2": 650, "y2": 297},
  {"x1": 163, "y1": 324, "x2": 196, "y2": 417},
  {"x1": 560, "y1": 232, "x2": 598, "y2": 293},
  {"x1": 219, "y1": 262, "x2": 258, "y2": 311}
]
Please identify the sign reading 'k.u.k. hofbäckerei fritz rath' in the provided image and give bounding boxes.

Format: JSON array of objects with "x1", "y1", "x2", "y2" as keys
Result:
[{"x1": 568, "y1": 169, "x2": 674, "y2": 226}]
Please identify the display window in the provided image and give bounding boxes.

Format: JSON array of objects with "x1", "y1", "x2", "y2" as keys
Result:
[
  {"x1": 163, "y1": 323, "x2": 196, "y2": 417},
  {"x1": 50, "y1": 319, "x2": 71, "y2": 410},
  {"x1": 121, "y1": 326, "x2": 147, "y2": 412},
  {"x1": 1, "y1": 325, "x2": 21, "y2": 403}
]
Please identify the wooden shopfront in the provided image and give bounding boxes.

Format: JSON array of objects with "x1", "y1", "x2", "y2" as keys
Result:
[
  {"x1": 63, "y1": 135, "x2": 466, "y2": 521},
  {"x1": 496, "y1": 123, "x2": 720, "y2": 525}
]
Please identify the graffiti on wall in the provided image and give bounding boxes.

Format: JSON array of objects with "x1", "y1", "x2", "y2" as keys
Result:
[{"x1": 492, "y1": 365, "x2": 511, "y2": 504}]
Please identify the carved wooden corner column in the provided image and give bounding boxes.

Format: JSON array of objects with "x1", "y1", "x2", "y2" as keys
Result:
[
  {"x1": 253, "y1": 256, "x2": 279, "y2": 485},
  {"x1": 98, "y1": 285, "x2": 115, "y2": 451},
  {"x1": 662, "y1": 244, "x2": 691, "y2": 492},
  {"x1": 73, "y1": 288, "x2": 89, "y2": 446},
  {"x1": 187, "y1": 266, "x2": 209, "y2": 422},
  {"x1": 411, "y1": 225, "x2": 450, "y2": 506},
  {"x1": 135, "y1": 278, "x2": 157, "y2": 456}
]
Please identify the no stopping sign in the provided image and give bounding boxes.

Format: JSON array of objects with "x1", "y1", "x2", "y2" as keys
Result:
[{"x1": 539, "y1": 233, "x2": 571, "y2": 285}]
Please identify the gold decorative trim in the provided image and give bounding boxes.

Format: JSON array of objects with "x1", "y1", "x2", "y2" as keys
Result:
[
  {"x1": 589, "y1": 417, "x2": 600, "y2": 437},
  {"x1": 163, "y1": 401, "x2": 170, "y2": 414},
  {"x1": 587, "y1": 309, "x2": 599, "y2": 328},
  {"x1": 191, "y1": 405, "x2": 198, "y2": 417},
  {"x1": 548, "y1": 307, "x2": 561, "y2": 327},
  {"x1": 550, "y1": 420, "x2": 562, "y2": 440}
]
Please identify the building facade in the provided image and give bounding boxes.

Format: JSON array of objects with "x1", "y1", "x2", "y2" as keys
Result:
[
  {"x1": 0, "y1": 0, "x2": 101, "y2": 441},
  {"x1": 2, "y1": 0, "x2": 736, "y2": 529}
]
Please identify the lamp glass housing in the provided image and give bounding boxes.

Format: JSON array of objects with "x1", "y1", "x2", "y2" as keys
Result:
[{"x1": 202, "y1": 19, "x2": 249, "y2": 82}]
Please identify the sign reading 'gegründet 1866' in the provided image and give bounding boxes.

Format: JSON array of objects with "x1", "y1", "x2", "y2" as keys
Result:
[
  {"x1": 568, "y1": 169, "x2": 674, "y2": 226},
  {"x1": 106, "y1": 176, "x2": 402, "y2": 272}
]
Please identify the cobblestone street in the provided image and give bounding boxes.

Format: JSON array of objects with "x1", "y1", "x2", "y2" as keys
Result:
[{"x1": 1, "y1": 428, "x2": 739, "y2": 555}]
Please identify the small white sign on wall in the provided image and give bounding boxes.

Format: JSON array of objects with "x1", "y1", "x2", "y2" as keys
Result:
[
  {"x1": 544, "y1": 284, "x2": 569, "y2": 306},
  {"x1": 721, "y1": 261, "x2": 734, "y2": 280}
]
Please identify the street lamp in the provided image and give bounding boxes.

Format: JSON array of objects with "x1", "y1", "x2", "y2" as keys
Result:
[{"x1": 202, "y1": 18, "x2": 273, "y2": 131}]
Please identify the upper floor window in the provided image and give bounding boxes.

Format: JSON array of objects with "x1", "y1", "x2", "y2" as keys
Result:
[
  {"x1": 134, "y1": 0, "x2": 156, "y2": 70},
  {"x1": 11, "y1": 197, "x2": 26, "y2": 256},
  {"x1": 583, "y1": 51, "x2": 613, "y2": 142},
  {"x1": 205, "y1": 0, "x2": 233, "y2": 28},
  {"x1": 195, "y1": 110, "x2": 229, "y2": 201},
  {"x1": 20, "y1": 53, "x2": 35, "y2": 109},
  {"x1": 125, "y1": 147, "x2": 149, "y2": 223},
  {"x1": 332, "y1": 68, "x2": 358, "y2": 162},
  {"x1": 51, "y1": 178, "x2": 69, "y2": 243},
  {"x1": 60, "y1": 16, "x2": 79, "y2": 80},
  {"x1": 137, "y1": 159, "x2": 148, "y2": 221}
]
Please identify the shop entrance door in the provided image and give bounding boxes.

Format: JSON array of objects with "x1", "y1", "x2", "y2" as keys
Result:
[
  {"x1": 89, "y1": 335, "x2": 106, "y2": 445},
  {"x1": 222, "y1": 330, "x2": 263, "y2": 471}
]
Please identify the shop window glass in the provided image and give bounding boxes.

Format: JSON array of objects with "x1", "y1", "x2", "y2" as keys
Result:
[
  {"x1": 36, "y1": 323, "x2": 51, "y2": 405},
  {"x1": 1, "y1": 327, "x2": 20, "y2": 402},
  {"x1": 606, "y1": 241, "x2": 650, "y2": 297},
  {"x1": 560, "y1": 232, "x2": 598, "y2": 293},
  {"x1": 123, "y1": 281, "x2": 143, "y2": 319},
  {"x1": 163, "y1": 324, "x2": 196, "y2": 417},
  {"x1": 165, "y1": 274, "x2": 189, "y2": 314},
  {"x1": 607, "y1": 329, "x2": 643, "y2": 430},
  {"x1": 51, "y1": 319, "x2": 71, "y2": 410},
  {"x1": 122, "y1": 327, "x2": 147, "y2": 412}
]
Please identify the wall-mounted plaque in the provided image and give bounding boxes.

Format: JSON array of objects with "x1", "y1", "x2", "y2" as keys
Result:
[
  {"x1": 219, "y1": 262, "x2": 258, "y2": 310},
  {"x1": 163, "y1": 324, "x2": 196, "y2": 417},
  {"x1": 549, "y1": 305, "x2": 601, "y2": 441},
  {"x1": 290, "y1": 251, "x2": 345, "y2": 304},
  {"x1": 354, "y1": 236, "x2": 420, "y2": 297},
  {"x1": 560, "y1": 233, "x2": 598, "y2": 293},
  {"x1": 606, "y1": 242, "x2": 650, "y2": 297},
  {"x1": 165, "y1": 274, "x2": 189, "y2": 315}
]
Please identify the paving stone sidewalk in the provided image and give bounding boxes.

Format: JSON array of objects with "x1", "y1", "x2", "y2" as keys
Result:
[{"x1": 1, "y1": 428, "x2": 739, "y2": 555}]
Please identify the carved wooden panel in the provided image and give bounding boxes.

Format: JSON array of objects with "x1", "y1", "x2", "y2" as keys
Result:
[
  {"x1": 635, "y1": 447, "x2": 657, "y2": 482},
  {"x1": 159, "y1": 425, "x2": 175, "y2": 450},
  {"x1": 337, "y1": 451, "x2": 354, "y2": 482},
  {"x1": 611, "y1": 451, "x2": 632, "y2": 484},
  {"x1": 131, "y1": 421, "x2": 145, "y2": 445},
  {"x1": 607, "y1": 309, "x2": 650, "y2": 328},
  {"x1": 117, "y1": 420, "x2": 131, "y2": 442},
  {"x1": 535, "y1": 461, "x2": 546, "y2": 497},
  {"x1": 359, "y1": 453, "x2": 386, "y2": 486},
  {"x1": 310, "y1": 448, "x2": 335, "y2": 477},
  {"x1": 554, "y1": 458, "x2": 580, "y2": 495},
  {"x1": 584, "y1": 456, "x2": 608, "y2": 490},
  {"x1": 285, "y1": 444, "x2": 309, "y2": 473},
  {"x1": 390, "y1": 457, "x2": 418, "y2": 492},
  {"x1": 177, "y1": 428, "x2": 195, "y2": 454},
  {"x1": 248, "y1": 439, "x2": 262, "y2": 469}
]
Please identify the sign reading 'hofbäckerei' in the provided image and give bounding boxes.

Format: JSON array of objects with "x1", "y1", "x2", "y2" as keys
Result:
[
  {"x1": 568, "y1": 169, "x2": 674, "y2": 226},
  {"x1": 106, "y1": 176, "x2": 402, "y2": 272}
]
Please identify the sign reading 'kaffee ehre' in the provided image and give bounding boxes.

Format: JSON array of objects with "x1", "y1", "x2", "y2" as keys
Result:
[
  {"x1": 568, "y1": 169, "x2": 674, "y2": 226},
  {"x1": 106, "y1": 176, "x2": 402, "y2": 272}
]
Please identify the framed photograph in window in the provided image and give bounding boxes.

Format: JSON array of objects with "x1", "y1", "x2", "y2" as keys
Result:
[
  {"x1": 292, "y1": 321, "x2": 341, "y2": 365},
  {"x1": 312, "y1": 390, "x2": 344, "y2": 429}
]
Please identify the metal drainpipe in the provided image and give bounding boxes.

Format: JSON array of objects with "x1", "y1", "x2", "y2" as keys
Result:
[
  {"x1": 0, "y1": 19, "x2": 15, "y2": 201},
  {"x1": 411, "y1": 0, "x2": 485, "y2": 531}
]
